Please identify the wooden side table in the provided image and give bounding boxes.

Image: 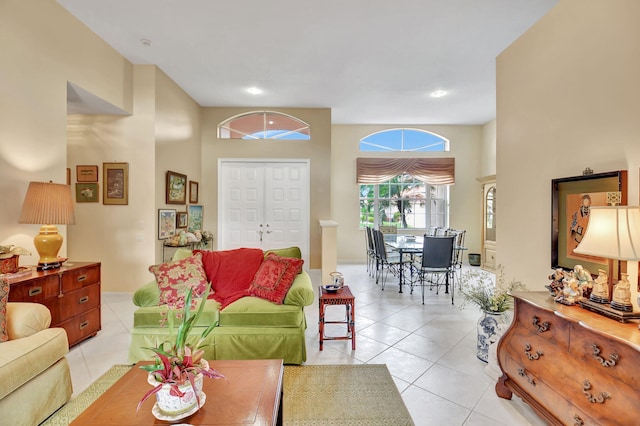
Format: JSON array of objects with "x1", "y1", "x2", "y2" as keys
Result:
[{"x1": 318, "y1": 285, "x2": 355, "y2": 350}]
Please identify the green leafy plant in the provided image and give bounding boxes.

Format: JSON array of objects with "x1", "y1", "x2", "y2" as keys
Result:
[
  {"x1": 0, "y1": 245, "x2": 31, "y2": 259},
  {"x1": 136, "y1": 284, "x2": 225, "y2": 413},
  {"x1": 459, "y1": 266, "x2": 526, "y2": 313}
]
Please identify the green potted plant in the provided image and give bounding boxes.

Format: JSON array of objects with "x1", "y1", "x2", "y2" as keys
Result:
[
  {"x1": 459, "y1": 266, "x2": 526, "y2": 362},
  {"x1": 137, "y1": 283, "x2": 226, "y2": 420}
]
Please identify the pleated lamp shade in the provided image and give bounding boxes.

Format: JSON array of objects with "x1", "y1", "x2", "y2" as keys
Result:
[
  {"x1": 18, "y1": 181, "x2": 75, "y2": 269},
  {"x1": 574, "y1": 206, "x2": 640, "y2": 261}
]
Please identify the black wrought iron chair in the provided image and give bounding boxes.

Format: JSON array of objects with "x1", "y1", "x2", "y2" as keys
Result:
[
  {"x1": 373, "y1": 228, "x2": 411, "y2": 290},
  {"x1": 447, "y1": 229, "x2": 466, "y2": 287},
  {"x1": 411, "y1": 235, "x2": 456, "y2": 304},
  {"x1": 365, "y1": 226, "x2": 376, "y2": 277}
]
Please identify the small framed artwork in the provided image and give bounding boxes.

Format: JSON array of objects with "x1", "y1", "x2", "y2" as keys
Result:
[
  {"x1": 166, "y1": 170, "x2": 187, "y2": 204},
  {"x1": 103, "y1": 162, "x2": 129, "y2": 205},
  {"x1": 187, "y1": 205, "x2": 203, "y2": 232},
  {"x1": 75, "y1": 183, "x2": 99, "y2": 202},
  {"x1": 158, "y1": 209, "x2": 177, "y2": 240},
  {"x1": 177, "y1": 212, "x2": 188, "y2": 228},
  {"x1": 189, "y1": 181, "x2": 199, "y2": 204},
  {"x1": 551, "y1": 170, "x2": 627, "y2": 273},
  {"x1": 76, "y1": 165, "x2": 99, "y2": 182}
]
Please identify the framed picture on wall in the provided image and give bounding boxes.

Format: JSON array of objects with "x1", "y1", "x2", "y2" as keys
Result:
[
  {"x1": 187, "y1": 205, "x2": 203, "y2": 232},
  {"x1": 75, "y1": 183, "x2": 99, "y2": 202},
  {"x1": 189, "y1": 181, "x2": 199, "y2": 204},
  {"x1": 551, "y1": 170, "x2": 627, "y2": 273},
  {"x1": 76, "y1": 165, "x2": 99, "y2": 182},
  {"x1": 103, "y1": 162, "x2": 129, "y2": 205},
  {"x1": 158, "y1": 209, "x2": 177, "y2": 239},
  {"x1": 177, "y1": 212, "x2": 188, "y2": 228},
  {"x1": 166, "y1": 170, "x2": 187, "y2": 204}
]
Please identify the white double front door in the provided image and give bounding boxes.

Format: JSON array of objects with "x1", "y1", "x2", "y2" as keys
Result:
[{"x1": 218, "y1": 160, "x2": 310, "y2": 267}]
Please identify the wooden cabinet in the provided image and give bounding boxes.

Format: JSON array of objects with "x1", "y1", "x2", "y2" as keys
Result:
[
  {"x1": 6, "y1": 262, "x2": 101, "y2": 347},
  {"x1": 496, "y1": 292, "x2": 640, "y2": 425}
]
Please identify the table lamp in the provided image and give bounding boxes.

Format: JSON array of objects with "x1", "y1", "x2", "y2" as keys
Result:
[
  {"x1": 18, "y1": 181, "x2": 75, "y2": 270},
  {"x1": 574, "y1": 205, "x2": 640, "y2": 312}
]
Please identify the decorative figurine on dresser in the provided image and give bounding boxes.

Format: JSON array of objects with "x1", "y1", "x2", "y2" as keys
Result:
[
  {"x1": 590, "y1": 269, "x2": 609, "y2": 304},
  {"x1": 610, "y1": 272, "x2": 633, "y2": 312},
  {"x1": 545, "y1": 268, "x2": 564, "y2": 297}
]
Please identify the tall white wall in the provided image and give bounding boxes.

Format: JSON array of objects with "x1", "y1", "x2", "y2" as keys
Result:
[{"x1": 497, "y1": 0, "x2": 640, "y2": 295}]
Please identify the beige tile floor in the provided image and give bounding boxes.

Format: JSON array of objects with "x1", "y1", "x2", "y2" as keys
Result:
[{"x1": 67, "y1": 263, "x2": 546, "y2": 426}]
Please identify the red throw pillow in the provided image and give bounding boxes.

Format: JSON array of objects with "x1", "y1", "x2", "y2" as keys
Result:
[
  {"x1": 248, "y1": 253, "x2": 304, "y2": 304},
  {"x1": 148, "y1": 252, "x2": 208, "y2": 306},
  {"x1": 195, "y1": 248, "x2": 264, "y2": 309}
]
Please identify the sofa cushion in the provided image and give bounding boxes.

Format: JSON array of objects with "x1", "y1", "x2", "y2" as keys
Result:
[
  {"x1": 6, "y1": 303, "x2": 51, "y2": 340},
  {"x1": 219, "y1": 296, "x2": 305, "y2": 327},
  {"x1": 148, "y1": 252, "x2": 208, "y2": 306},
  {"x1": 0, "y1": 279, "x2": 8, "y2": 343},
  {"x1": 133, "y1": 298, "x2": 220, "y2": 328},
  {"x1": 283, "y1": 271, "x2": 315, "y2": 307},
  {"x1": 248, "y1": 253, "x2": 304, "y2": 304},
  {"x1": 264, "y1": 246, "x2": 302, "y2": 260},
  {"x1": 195, "y1": 248, "x2": 264, "y2": 309}
]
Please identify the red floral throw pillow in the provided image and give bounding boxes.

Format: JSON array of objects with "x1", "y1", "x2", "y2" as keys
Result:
[
  {"x1": 0, "y1": 278, "x2": 9, "y2": 343},
  {"x1": 248, "y1": 253, "x2": 304, "y2": 304},
  {"x1": 148, "y1": 252, "x2": 208, "y2": 307}
]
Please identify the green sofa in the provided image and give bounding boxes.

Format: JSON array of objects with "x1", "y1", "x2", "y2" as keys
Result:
[{"x1": 128, "y1": 248, "x2": 314, "y2": 365}]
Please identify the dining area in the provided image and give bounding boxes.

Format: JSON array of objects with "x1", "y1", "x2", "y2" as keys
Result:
[{"x1": 364, "y1": 226, "x2": 466, "y2": 304}]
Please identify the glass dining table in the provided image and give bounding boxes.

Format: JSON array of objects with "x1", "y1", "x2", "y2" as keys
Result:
[{"x1": 383, "y1": 234, "x2": 423, "y2": 293}]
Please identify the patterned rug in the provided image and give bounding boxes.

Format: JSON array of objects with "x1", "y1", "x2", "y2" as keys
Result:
[
  {"x1": 283, "y1": 364, "x2": 414, "y2": 426},
  {"x1": 42, "y1": 363, "x2": 414, "y2": 425},
  {"x1": 40, "y1": 364, "x2": 133, "y2": 426}
]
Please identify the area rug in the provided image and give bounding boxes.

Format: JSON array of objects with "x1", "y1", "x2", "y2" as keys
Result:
[
  {"x1": 41, "y1": 364, "x2": 133, "y2": 426},
  {"x1": 283, "y1": 364, "x2": 414, "y2": 426}
]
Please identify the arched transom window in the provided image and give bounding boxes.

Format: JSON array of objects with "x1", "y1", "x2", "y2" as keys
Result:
[
  {"x1": 359, "y1": 128, "x2": 448, "y2": 152},
  {"x1": 218, "y1": 111, "x2": 310, "y2": 140}
]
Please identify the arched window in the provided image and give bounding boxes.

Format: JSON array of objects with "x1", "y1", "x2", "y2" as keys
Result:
[
  {"x1": 218, "y1": 111, "x2": 310, "y2": 140},
  {"x1": 359, "y1": 128, "x2": 448, "y2": 152}
]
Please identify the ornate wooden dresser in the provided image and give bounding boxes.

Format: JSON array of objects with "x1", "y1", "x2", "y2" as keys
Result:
[
  {"x1": 496, "y1": 291, "x2": 640, "y2": 426},
  {"x1": 6, "y1": 261, "x2": 101, "y2": 347}
]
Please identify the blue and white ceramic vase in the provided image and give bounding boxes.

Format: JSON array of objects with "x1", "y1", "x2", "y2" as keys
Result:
[{"x1": 476, "y1": 311, "x2": 507, "y2": 363}]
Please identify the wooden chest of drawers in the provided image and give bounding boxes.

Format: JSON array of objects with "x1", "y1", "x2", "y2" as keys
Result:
[
  {"x1": 496, "y1": 291, "x2": 640, "y2": 426},
  {"x1": 6, "y1": 262, "x2": 101, "y2": 347}
]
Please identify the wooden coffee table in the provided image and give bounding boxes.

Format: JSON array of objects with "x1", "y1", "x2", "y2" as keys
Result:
[{"x1": 70, "y1": 359, "x2": 283, "y2": 425}]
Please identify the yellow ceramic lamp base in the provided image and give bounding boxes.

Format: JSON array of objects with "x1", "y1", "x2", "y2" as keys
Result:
[{"x1": 34, "y1": 224, "x2": 63, "y2": 269}]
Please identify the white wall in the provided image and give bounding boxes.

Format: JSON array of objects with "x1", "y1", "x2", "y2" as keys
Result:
[
  {"x1": 331, "y1": 124, "x2": 484, "y2": 263},
  {"x1": 497, "y1": 0, "x2": 640, "y2": 296}
]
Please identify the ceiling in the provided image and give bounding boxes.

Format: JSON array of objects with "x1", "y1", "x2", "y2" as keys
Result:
[{"x1": 58, "y1": 0, "x2": 558, "y2": 125}]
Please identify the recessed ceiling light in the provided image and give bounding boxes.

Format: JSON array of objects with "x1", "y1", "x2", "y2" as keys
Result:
[
  {"x1": 430, "y1": 90, "x2": 447, "y2": 98},
  {"x1": 246, "y1": 86, "x2": 263, "y2": 95}
]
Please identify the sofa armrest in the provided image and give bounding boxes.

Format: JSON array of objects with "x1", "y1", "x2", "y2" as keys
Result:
[
  {"x1": 283, "y1": 271, "x2": 314, "y2": 307},
  {"x1": 6, "y1": 302, "x2": 51, "y2": 340},
  {"x1": 132, "y1": 280, "x2": 161, "y2": 307}
]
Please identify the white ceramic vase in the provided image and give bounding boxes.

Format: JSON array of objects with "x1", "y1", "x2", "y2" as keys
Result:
[
  {"x1": 476, "y1": 311, "x2": 507, "y2": 363},
  {"x1": 148, "y1": 360, "x2": 207, "y2": 418}
]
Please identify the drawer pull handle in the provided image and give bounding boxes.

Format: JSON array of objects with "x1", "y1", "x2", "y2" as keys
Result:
[
  {"x1": 517, "y1": 368, "x2": 535, "y2": 386},
  {"x1": 574, "y1": 415, "x2": 584, "y2": 426},
  {"x1": 524, "y1": 344, "x2": 543, "y2": 361},
  {"x1": 592, "y1": 344, "x2": 619, "y2": 367},
  {"x1": 80, "y1": 321, "x2": 89, "y2": 330},
  {"x1": 532, "y1": 316, "x2": 549, "y2": 333},
  {"x1": 582, "y1": 380, "x2": 610, "y2": 404},
  {"x1": 77, "y1": 274, "x2": 87, "y2": 282},
  {"x1": 79, "y1": 296, "x2": 89, "y2": 304},
  {"x1": 28, "y1": 287, "x2": 42, "y2": 297}
]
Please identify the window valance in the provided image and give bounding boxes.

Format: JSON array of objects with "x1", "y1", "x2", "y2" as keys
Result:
[{"x1": 356, "y1": 157, "x2": 455, "y2": 185}]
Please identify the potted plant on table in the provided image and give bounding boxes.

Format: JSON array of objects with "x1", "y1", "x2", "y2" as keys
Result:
[
  {"x1": 137, "y1": 284, "x2": 226, "y2": 420},
  {"x1": 459, "y1": 266, "x2": 526, "y2": 362},
  {"x1": 0, "y1": 245, "x2": 31, "y2": 274}
]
